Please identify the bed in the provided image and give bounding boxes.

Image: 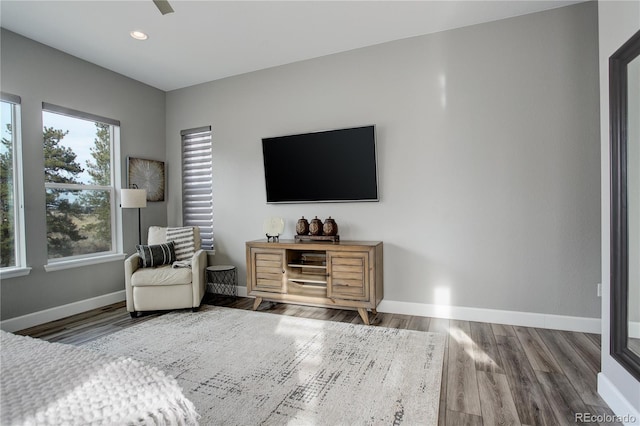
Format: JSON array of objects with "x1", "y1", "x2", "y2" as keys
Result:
[{"x1": 0, "y1": 330, "x2": 199, "y2": 425}]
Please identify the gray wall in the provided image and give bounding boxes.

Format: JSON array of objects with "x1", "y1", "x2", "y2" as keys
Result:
[
  {"x1": 0, "y1": 29, "x2": 167, "y2": 320},
  {"x1": 166, "y1": 3, "x2": 601, "y2": 318},
  {"x1": 598, "y1": 0, "x2": 640, "y2": 416}
]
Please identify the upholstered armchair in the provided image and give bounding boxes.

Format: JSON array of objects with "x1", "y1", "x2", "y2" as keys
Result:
[{"x1": 124, "y1": 226, "x2": 207, "y2": 318}]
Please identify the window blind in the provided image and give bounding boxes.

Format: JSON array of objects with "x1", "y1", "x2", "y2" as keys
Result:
[{"x1": 181, "y1": 126, "x2": 214, "y2": 250}]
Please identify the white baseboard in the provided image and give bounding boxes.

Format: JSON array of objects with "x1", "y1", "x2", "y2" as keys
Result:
[
  {"x1": 1, "y1": 287, "x2": 600, "y2": 335},
  {"x1": 1, "y1": 287, "x2": 249, "y2": 334},
  {"x1": 597, "y1": 373, "x2": 640, "y2": 425},
  {"x1": 630, "y1": 321, "x2": 640, "y2": 339},
  {"x1": 377, "y1": 299, "x2": 601, "y2": 333},
  {"x1": 0, "y1": 290, "x2": 126, "y2": 333}
]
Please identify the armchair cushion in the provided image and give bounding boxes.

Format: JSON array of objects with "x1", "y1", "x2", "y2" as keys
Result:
[
  {"x1": 136, "y1": 242, "x2": 176, "y2": 268},
  {"x1": 130, "y1": 265, "x2": 192, "y2": 286},
  {"x1": 147, "y1": 226, "x2": 168, "y2": 245}
]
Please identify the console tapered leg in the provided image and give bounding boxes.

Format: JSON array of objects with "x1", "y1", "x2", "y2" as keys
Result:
[
  {"x1": 252, "y1": 297, "x2": 263, "y2": 311},
  {"x1": 357, "y1": 308, "x2": 370, "y2": 325}
]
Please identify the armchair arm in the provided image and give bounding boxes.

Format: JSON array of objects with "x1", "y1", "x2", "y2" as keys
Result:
[
  {"x1": 124, "y1": 253, "x2": 141, "y2": 312},
  {"x1": 191, "y1": 249, "x2": 207, "y2": 307}
]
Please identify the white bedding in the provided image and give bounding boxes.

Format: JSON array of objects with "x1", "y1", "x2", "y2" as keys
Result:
[{"x1": 0, "y1": 330, "x2": 199, "y2": 425}]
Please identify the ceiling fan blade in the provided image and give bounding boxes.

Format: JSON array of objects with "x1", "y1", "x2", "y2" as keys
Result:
[{"x1": 152, "y1": 0, "x2": 174, "y2": 15}]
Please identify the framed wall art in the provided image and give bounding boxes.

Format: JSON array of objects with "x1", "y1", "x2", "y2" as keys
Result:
[{"x1": 127, "y1": 157, "x2": 166, "y2": 202}]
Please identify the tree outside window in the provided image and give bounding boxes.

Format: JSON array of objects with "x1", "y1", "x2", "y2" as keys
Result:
[
  {"x1": 43, "y1": 109, "x2": 118, "y2": 260},
  {"x1": 0, "y1": 100, "x2": 20, "y2": 268}
]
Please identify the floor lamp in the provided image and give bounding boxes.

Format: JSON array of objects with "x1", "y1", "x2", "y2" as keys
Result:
[{"x1": 121, "y1": 186, "x2": 147, "y2": 245}]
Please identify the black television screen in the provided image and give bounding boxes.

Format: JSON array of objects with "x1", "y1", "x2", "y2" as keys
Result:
[{"x1": 262, "y1": 125, "x2": 379, "y2": 203}]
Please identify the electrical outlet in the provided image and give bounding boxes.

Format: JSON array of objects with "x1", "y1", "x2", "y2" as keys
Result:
[{"x1": 597, "y1": 283, "x2": 602, "y2": 297}]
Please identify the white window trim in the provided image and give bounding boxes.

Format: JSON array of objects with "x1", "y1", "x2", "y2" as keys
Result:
[
  {"x1": 42, "y1": 104, "x2": 124, "y2": 267},
  {"x1": 0, "y1": 93, "x2": 28, "y2": 276},
  {"x1": 0, "y1": 267, "x2": 32, "y2": 279},
  {"x1": 44, "y1": 253, "x2": 126, "y2": 272}
]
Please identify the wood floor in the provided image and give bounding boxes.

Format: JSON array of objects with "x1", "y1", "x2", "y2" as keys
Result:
[{"x1": 16, "y1": 295, "x2": 620, "y2": 426}]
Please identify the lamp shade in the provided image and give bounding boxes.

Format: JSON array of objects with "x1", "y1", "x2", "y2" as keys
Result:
[{"x1": 121, "y1": 189, "x2": 147, "y2": 208}]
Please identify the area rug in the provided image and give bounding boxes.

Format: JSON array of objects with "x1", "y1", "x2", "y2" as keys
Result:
[{"x1": 82, "y1": 307, "x2": 445, "y2": 425}]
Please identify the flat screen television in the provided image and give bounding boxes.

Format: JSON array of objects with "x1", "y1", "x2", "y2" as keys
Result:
[{"x1": 262, "y1": 125, "x2": 379, "y2": 203}]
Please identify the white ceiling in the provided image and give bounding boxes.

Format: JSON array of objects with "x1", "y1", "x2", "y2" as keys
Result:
[{"x1": 1, "y1": 0, "x2": 584, "y2": 92}]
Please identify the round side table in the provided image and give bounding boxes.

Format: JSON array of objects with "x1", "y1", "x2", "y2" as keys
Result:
[{"x1": 206, "y1": 265, "x2": 237, "y2": 296}]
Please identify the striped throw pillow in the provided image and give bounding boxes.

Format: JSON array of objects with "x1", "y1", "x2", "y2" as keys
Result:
[
  {"x1": 136, "y1": 241, "x2": 176, "y2": 268},
  {"x1": 166, "y1": 227, "x2": 196, "y2": 262}
]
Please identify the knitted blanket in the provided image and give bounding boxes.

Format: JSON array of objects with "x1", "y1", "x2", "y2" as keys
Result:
[{"x1": 0, "y1": 331, "x2": 199, "y2": 425}]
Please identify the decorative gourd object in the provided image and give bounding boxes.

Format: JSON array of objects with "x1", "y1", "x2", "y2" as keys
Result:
[
  {"x1": 296, "y1": 216, "x2": 310, "y2": 235},
  {"x1": 323, "y1": 217, "x2": 338, "y2": 236},
  {"x1": 309, "y1": 216, "x2": 323, "y2": 236}
]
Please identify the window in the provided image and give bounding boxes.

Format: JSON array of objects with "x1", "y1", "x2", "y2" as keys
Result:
[
  {"x1": 42, "y1": 103, "x2": 121, "y2": 263},
  {"x1": 0, "y1": 93, "x2": 28, "y2": 276},
  {"x1": 181, "y1": 126, "x2": 213, "y2": 250}
]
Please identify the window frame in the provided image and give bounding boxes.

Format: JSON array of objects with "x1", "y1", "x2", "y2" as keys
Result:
[
  {"x1": 0, "y1": 92, "x2": 30, "y2": 278},
  {"x1": 181, "y1": 126, "x2": 214, "y2": 250},
  {"x1": 42, "y1": 103, "x2": 124, "y2": 270}
]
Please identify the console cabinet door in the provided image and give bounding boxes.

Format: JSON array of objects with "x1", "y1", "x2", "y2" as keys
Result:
[
  {"x1": 250, "y1": 248, "x2": 285, "y2": 293},
  {"x1": 326, "y1": 251, "x2": 369, "y2": 301}
]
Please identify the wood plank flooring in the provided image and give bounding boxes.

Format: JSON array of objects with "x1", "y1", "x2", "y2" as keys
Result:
[{"x1": 16, "y1": 295, "x2": 620, "y2": 426}]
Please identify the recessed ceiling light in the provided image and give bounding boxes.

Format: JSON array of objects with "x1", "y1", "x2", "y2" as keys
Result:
[{"x1": 130, "y1": 30, "x2": 148, "y2": 41}]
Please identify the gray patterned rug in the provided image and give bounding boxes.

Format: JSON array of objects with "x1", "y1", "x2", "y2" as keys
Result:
[{"x1": 82, "y1": 307, "x2": 445, "y2": 425}]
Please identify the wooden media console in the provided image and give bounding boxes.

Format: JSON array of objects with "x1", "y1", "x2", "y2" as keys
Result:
[{"x1": 246, "y1": 239, "x2": 383, "y2": 325}]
